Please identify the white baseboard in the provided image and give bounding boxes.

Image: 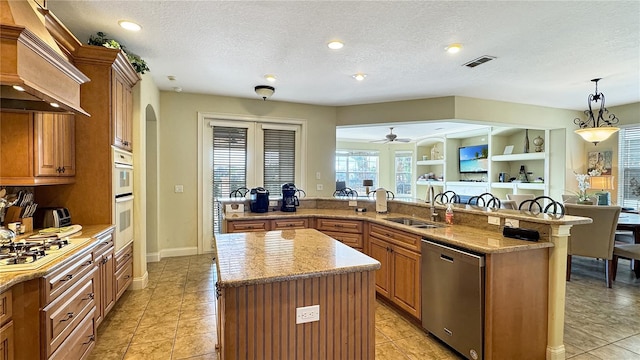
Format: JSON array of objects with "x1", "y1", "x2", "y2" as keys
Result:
[
  {"x1": 146, "y1": 252, "x2": 161, "y2": 262},
  {"x1": 130, "y1": 271, "x2": 148, "y2": 290},
  {"x1": 160, "y1": 246, "x2": 199, "y2": 258}
]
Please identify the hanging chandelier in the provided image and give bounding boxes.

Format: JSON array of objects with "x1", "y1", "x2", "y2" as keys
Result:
[{"x1": 574, "y1": 78, "x2": 620, "y2": 145}]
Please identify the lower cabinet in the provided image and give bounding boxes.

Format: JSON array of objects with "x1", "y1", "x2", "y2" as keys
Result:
[
  {"x1": 367, "y1": 224, "x2": 421, "y2": 320},
  {"x1": 225, "y1": 219, "x2": 270, "y2": 233},
  {"x1": 0, "y1": 289, "x2": 13, "y2": 360},
  {"x1": 315, "y1": 218, "x2": 364, "y2": 251},
  {"x1": 271, "y1": 218, "x2": 309, "y2": 230},
  {"x1": 114, "y1": 243, "x2": 133, "y2": 301},
  {"x1": 93, "y1": 232, "x2": 115, "y2": 328}
]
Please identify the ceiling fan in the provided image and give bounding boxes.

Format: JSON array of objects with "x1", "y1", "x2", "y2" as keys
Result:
[{"x1": 372, "y1": 127, "x2": 411, "y2": 143}]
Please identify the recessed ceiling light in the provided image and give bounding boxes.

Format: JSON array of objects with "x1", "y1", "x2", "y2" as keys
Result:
[
  {"x1": 445, "y1": 43, "x2": 463, "y2": 54},
  {"x1": 50, "y1": 102, "x2": 60, "y2": 108},
  {"x1": 119, "y1": 20, "x2": 142, "y2": 32},
  {"x1": 264, "y1": 74, "x2": 277, "y2": 82},
  {"x1": 167, "y1": 75, "x2": 177, "y2": 81},
  {"x1": 12, "y1": 85, "x2": 25, "y2": 92},
  {"x1": 327, "y1": 41, "x2": 344, "y2": 50},
  {"x1": 352, "y1": 73, "x2": 367, "y2": 81},
  {"x1": 173, "y1": 87, "x2": 183, "y2": 93}
]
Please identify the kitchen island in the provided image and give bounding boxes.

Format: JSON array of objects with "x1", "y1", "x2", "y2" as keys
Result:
[{"x1": 215, "y1": 228, "x2": 381, "y2": 360}]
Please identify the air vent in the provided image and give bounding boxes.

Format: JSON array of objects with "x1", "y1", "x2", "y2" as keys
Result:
[{"x1": 463, "y1": 55, "x2": 496, "y2": 68}]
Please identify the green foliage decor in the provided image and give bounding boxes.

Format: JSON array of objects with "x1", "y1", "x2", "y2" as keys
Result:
[{"x1": 88, "y1": 32, "x2": 149, "y2": 74}]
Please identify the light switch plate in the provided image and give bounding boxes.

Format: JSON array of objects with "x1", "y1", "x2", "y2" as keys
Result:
[
  {"x1": 174, "y1": 185, "x2": 184, "y2": 193},
  {"x1": 487, "y1": 216, "x2": 500, "y2": 225},
  {"x1": 316, "y1": 184, "x2": 323, "y2": 191}
]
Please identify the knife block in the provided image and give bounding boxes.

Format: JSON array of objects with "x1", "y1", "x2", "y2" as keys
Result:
[
  {"x1": 4, "y1": 206, "x2": 22, "y2": 224},
  {"x1": 21, "y1": 217, "x2": 33, "y2": 233}
]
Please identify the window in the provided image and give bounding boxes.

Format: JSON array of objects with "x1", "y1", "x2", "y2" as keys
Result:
[
  {"x1": 335, "y1": 150, "x2": 379, "y2": 194},
  {"x1": 263, "y1": 128, "x2": 296, "y2": 194},
  {"x1": 395, "y1": 151, "x2": 413, "y2": 197},
  {"x1": 618, "y1": 126, "x2": 640, "y2": 208},
  {"x1": 212, "y1": 126, "x2": 248, "y2": 199}
]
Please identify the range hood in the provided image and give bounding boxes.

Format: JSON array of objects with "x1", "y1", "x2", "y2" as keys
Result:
[{"x1": 0, "y1": 0, "x2": 89, "y2": 115}]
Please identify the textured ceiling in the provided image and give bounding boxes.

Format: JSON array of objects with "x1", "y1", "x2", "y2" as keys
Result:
[{"x1": 46, "y1": 1, "x2": 639, "y2": 112}]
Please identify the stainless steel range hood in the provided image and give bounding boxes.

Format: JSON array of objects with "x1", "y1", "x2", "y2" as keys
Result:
[{"x1": 0, "y1": 0, "x2": 90, "y2": 115}]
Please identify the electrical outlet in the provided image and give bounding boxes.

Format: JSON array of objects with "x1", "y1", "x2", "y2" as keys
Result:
[
  {"x1": 349, "y1": 200, "x2": 357, "y2": 207},
  {"x1": 269, "y1": 200, "x2": 278, "y2": 207},
  {"x1": 487, "y1": 216, "x2": 500, "y2": 225},
  {"x1": 316, "y1": 184, "x2": 323, "y2": 191},
  {"x1": 505, "y1": 218, "x2": 520, "y2": 228},
  {"x1": 174, "y1": 185, "x2": 184, "y2": 193},
  {"x1": 296, "y1": 305, "x2": 320, "y2": 324}
]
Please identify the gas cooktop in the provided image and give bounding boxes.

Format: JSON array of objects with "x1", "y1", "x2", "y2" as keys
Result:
[{"x1": 0, "y1": 236, "x2": 92, "y2": 272}]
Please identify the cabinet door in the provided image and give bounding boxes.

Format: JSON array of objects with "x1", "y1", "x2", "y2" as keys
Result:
[
  {"x1": 0, "y1": 321, "x2": 14, "y2": 360},
  {"x1": 34, "y1": 113, "x2": 58, "y2": 176},
  {"x1": 369, "y1": 237, "x2": 392, "y2": 299},
  {"x1": 101, "y1": 249, "x2": 115, "y2": 317},
  {"x1": 93, "y1": 253, "x2": 104, "y2": 328},
  {"x1": 58, "y1": 114, "x2": 75, "y2": 176},
  {"x1": 391, "y1": 246, "x2": 421, "y2": 319},
  {"x1": 124, "y1": 84, "x2": 133, "y2": 151},
  {"x1": 112, "y1": 71, "x2": 133, "y2": 151},
  {"x1": 226, "y1": 220, "x2": 269, "y2": 233}
]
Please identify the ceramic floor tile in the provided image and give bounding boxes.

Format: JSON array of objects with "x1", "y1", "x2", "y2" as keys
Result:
[
  {"x1": 375, "y1": 316, "x2": 425, "y2": 341},
  {"x1": 614, "y1": 334, "x2": 640, "y2": 355},
  {"x1": 87, "y1": 345, "x2": 128, "y2": 360},
  {"x1": 375, "y1": 329, "x2": 392, "y2": 344},
  {"x1": 176, "y1": 314, "x2": 217, "y2": 337},
  {"x1": 394, "y1": 334, "x2": 462, "y2": 360},
  {"x1": 588, "y1": 344, "x2": 640, "y2": 359},
  {"x1": 172, "y1": 332, "x2": 217, "y2": 359},
  {"x1": 123, "y1": 339, "x2": 174, "y2": 360},
  {"x1": 95, "y1": 325, "x2": 136, "y2": 347},
  {"x1": 180, "y1": 301, "x2": 216, "y2": 318},
  {"x1": 173, "y1": 353, "x2": 218, "y2": 360},
  {"x1": 567, "y1": 353, "x2": 602, "y2": 360},
  {"x1": 565, "y1": 342, "x2": 587, "y2": 358},
  {"x1": 564, "y1": 324, "x2": 611, "y2": 351},
  {"x1": 138, "y1": 310, "x2": 180, "y2": 329},
  {"x1": 131, "y1": 319, "x2": 179, "y2": 345},
  {"x1": 182, "y1": 290, "x2": 216, "y2": 305},
  {"x1": 375, "y1": 341, "x2": 410, "y2": 360},
  {"x1": 152, "y1": 283, "x2": 186, "y2": 297}
]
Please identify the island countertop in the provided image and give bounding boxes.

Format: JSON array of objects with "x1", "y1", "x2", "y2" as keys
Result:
[{"x1": 215, "y1": 228, "x2": 381, "y2": 288}]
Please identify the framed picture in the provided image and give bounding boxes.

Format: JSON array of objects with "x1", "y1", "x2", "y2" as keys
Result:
[
  {"x1": 503, "y1": 145, "x2": 514, "y2": 155},
  {"x1": 587, "y1": 150, "x2": 613, "y2": 175}
]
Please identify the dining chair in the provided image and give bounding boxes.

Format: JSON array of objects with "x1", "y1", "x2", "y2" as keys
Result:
[
  {"x1": 467, "y1": 192, "x2": 501, "y2": 209},
  {"x1": 612, "y1": 244, "x2": 640, "y2": 280},
  {"x1": 519, "y1": 196, "x2": 565, "y2": 216},
  {"x1": 561, "y1": 194, "x2": 578, "y2": 204},
  {"x1": 506, "y1": 193, "x2": 535, "y2": 209},
  {"x1": 333, "y1": 188, "x2": 358, "y2": 198},
  {"x1": 564, "y1": 203, "x2": 622, "y2": 288},
  {"x1": 501, "y1": 200, "x2": 517, "y2": 210},
  {"x1": 434, "y1": 191, "x2": 460, "y2": 204}
]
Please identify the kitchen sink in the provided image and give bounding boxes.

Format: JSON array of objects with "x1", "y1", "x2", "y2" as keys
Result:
[{"x1": 384, "y1": 217, "x2": 443, "y2": 228}]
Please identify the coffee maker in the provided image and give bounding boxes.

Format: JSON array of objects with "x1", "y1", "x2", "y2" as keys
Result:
[{"x1": 281, "y1": 183, "x2": 300, "y2": 212}]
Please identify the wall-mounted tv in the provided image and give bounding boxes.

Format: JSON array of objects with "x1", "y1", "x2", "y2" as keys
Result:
[{"x1": 459, "y1": 144, "x2": 489, "y2": 174}]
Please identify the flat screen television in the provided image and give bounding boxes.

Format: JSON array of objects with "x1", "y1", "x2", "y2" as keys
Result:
[{"x1": 459, "y1": 144, "x2": 489, "y2": 174}]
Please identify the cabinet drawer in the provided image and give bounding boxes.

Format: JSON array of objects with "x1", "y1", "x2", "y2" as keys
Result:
[
  {"x1": 369, "y1": 223, "x2": 421, "y2": 252},
  {"x1": 43, "y1": 269, "x2": 97, "y2": 357},
  {"x1": 49, "y1": 308, "x2": 95, "y2": 360},
  {"x1": 93, "y1": 233, "x2": 114, "y2": 259},
  {"x1": 0, "y1": 290, "x2": 12, "y2": 327},
  {"x1": 43, "y1": 252, "x2": 94, "y2": 303},
  {"x1": 321, "y1": 230, "x2": 363, "y2": 249},
  {"x1": 271, "y1": 218, "x2": 309, "y2": 230},
  {"x1": 316, "y1": 218, "x2": 363, "y2": 234},
  {"x1": 115, "y1": 259, "x2": 133, "y2": 300},
  {"x1": 0, "y1": 320, "x2": 14, "y2": 360},
  {"x1": 227, "y1": 220, "x2": 269, "y2": 233},
  {"x1": 114, "y1": 243, "x2": 132, "y2": 271}
]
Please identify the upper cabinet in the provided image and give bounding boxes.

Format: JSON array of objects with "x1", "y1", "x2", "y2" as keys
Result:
[
  {"x1": 0, "y1": 112, "x2": 75, "y2": 185},
  {"x1": 112, "y1": 70, "x2": 134, "y2": 151}
]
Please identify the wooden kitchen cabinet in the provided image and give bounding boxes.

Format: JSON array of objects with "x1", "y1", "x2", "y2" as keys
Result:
[
  {"x1": 225, "y1": 219, "x2": 270, "y2": 233},
  {"x1": 34, "y1": 112, "x2": 76, "y2": 177},
  {"x1": 367, "y1": 224, "x2": 421, "y2": 319},
  {"x1": 271, "y1": 218, "x2": 309, "y2": 230},
  {"x1": 315, "y1": 218, "x2": 364, "y2": 250},
  {"x1": 114, "y1": 243, "x2": 133, "y2": 301},
  {"x1": 112, "y1": 70, "x2": 133, "y2": 151},
  {"x1": 0, "y1": 111, "x2": 76, "y2": 185},
  {"x1": 0, "y1": 289, "x2": 13, "y2": 360},
  {"x1": 93, "y1": 231, "x2": 115, "y2": 328}
]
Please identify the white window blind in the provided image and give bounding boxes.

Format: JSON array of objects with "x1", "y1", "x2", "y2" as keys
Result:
[
  {"x1": 212, "y1": 126, "x2": 247, "y2": 233},
  {"x1": 395, "y1": 151, "x2": 413, "y2": 197},
  {"x1": 618, "y1": 126, "x2": 640, "y2": 208},
  {"x1": 335, "y1": 150, "x2": 379, "y2": 194},
  {"x1": 263, "y1": 128, "x2": 296, "y2": 194}
]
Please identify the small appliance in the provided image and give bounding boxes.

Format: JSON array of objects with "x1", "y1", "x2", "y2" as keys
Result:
[
  {"x1": 281, "y1": 183, "x2": 300, "y2": 212},
  {"x1": 249, "y1": 188, "x2": 270, "y2": 213},
  {"x1": 375, "y1": 187, "x2": 388, "y2": 214},
  {"x1": 34, "y1": 207, "x2": 72, "y2": 228},
  {"x1": 499, "y1": 172, "x2": 509, "y2": 183}
]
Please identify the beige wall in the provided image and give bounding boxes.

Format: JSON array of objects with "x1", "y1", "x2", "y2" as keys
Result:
[{"x1": 158, "y1": 92, "x2": 336, "y2": 251}]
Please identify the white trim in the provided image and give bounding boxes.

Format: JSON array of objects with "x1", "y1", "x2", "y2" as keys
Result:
[
  {"x1": 130, "y1": 271, "x2": 149, "y2": 290},
  {"x1": 160, "y1": 246, "x2": 199, "y2": 258},
  {"x1": 146, "y1": 252, "x2": 161, "y2": 262}
]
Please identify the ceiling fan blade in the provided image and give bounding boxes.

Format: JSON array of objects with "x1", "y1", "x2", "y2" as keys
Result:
[
  {"x1": 396, "y1": 138, "x2": 411, "y2": 143},
  {"x1": 370, "y1": 139, "x2": 388, "y2": 143}
]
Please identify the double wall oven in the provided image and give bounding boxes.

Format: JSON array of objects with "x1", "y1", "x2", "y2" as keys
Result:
[{"x1": 113, "y1": 147, "x2": 134, "y2": 252}]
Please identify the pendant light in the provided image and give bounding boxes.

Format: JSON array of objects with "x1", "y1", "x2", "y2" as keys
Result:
[
  {"x1": 574, "y1": 78, "x2": 620, "y2": 145},
  {"x1": 255, "y1": 85, "x2": 275, "y2": 101}
]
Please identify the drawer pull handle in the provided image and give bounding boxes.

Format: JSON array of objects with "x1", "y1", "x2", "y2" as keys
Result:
[
  {"x1": 60, "y1": 312, "x2": 74, "y2": 322},
  {"x1": 60, "y1": 274, "x2": 73, "y2": 282},
  {"x1": 82, "y1": 335, "x2": 95, "y2": 345},
  {"x1": 83, "y1": 293, "x2": 95, "y2": 301},
  {"x1": 81, "y1": 260, "x2": 93, "y2": 266},
  {"x1": 102, "y1": 258, "x2": 109, "y2": 264},
  {"x1": 334, "y1": 224, "x2": 343, "y2": 227},
  {"x1": 124, "y1": 275, "x2": 131, "y2": 280}
]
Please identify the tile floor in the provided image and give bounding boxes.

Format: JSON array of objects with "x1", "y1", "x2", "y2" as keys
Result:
[{"x1": 88, "y1": 254, "x2": 640, "y2": 360}]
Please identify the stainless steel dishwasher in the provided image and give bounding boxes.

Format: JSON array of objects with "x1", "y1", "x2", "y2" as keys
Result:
[{"x1": 421, "y1": 239, "x2": 485, "y2": 360}]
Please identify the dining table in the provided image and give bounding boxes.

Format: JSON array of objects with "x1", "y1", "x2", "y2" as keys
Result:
[{"x1": 617, "y1": 211, "x2": 640, "y2": 278}]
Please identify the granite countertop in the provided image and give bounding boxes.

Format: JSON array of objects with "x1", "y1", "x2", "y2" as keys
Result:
[
  {"x1": 223, "y1": 208, "x2": 590, "y2": 254},
  {"x1": 0, "y1": 224, "x2": 115, "y2": 293},
  {"x1": 215, "y1": 228, "x2": 381, "y2": 288}
]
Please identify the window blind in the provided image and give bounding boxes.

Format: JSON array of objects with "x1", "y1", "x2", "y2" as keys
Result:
[
  {"x1": 263, "y1": 128, "x2": 295, "y2": 194},
  {"x1": 618, "y1": 126, "x2": 640, "y2": 208},
  {"x1": 212, "y1": 126, "x2": 247, "y2": 232}
]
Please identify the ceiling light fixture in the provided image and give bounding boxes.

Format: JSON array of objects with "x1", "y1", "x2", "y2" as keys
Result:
[
  {"x1": 49, "y1": 102, "x2": 59, "y2": 108},
  {"x1": 118, "y1": 20, "x2": 142, "y2": 31},
  {"x1": 173, "y1": 87, "x2": 182, "y2": 93},
  {"x1": 255, "y1": 85, "x2": 275, "y2": 100},
  {"x1": 12, "y1": 85, "x2": 25, "y2": 92},
  {"x1": 327, "y1": 41, "x2": 344, "y2": 50},
  {"x1": 264, "y1": 74, "x2": 277, "y2": 83},
  {"x1": 574, "y1": 78, "x2": 620, "y2": 145},
  {"x1": 445, "y1": 43, "x2": 463, "y2": 54},
  {"x1": 352, "y1": 73, "x2": 367, "y2": 81}
]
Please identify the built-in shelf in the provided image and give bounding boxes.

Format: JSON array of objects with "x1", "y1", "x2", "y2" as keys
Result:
[
  {"x1": 491, "y1": 152, "x2": 545, "y2": 162},
  {"x1": 416, "y1": 160, "x2": 445, "y2": 166},
  {"x1": 446, "y1": 181, "x2": 489, "y2": 187},
  {"x1": 490, "y1": 182, "x2": 545, "y2": 190},
  {"x1": 416, "y1": 180, "x2": 445, "y2": 186}
]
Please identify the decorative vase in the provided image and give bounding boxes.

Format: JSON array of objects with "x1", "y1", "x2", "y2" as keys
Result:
[
  {"x1": 524, "y1": 129, "x2": 530, "y2": 153},
  {"x1": 533, "y1": 136, "x2": 544, "y2": 152}
]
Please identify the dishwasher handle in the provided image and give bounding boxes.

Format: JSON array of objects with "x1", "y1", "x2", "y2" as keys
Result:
[
  {"x1": 440, "y1": 254, "x2": 454, "y2": 263},
  {"x1": 422, "y1": 239, "x2": 485, "y2": 267}
]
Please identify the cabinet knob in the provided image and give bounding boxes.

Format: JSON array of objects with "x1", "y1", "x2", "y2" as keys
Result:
[
  {"x1": 82, "y1": 335, "x2": 95, "y2": 345},
  {"x1": 59, "y1": 312, "x2": 74, "y2": 322},
  {"x1": 82, "y1": 292, "x2": 95, "y2": 301}
]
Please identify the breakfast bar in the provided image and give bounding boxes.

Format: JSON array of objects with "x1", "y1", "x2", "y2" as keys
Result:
[{"x1": 215, "y1": 228, "x2": 381, "y2": 360}]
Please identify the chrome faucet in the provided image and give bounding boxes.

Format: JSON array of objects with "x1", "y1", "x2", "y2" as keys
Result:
[{"x1": 427, "y1": 185, "x2": 438, "y2": 221}]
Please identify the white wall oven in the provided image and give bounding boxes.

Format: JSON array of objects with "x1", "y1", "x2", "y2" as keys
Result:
[{"x1": 113, "y1": 147, "x2": 134, "y2": 251}]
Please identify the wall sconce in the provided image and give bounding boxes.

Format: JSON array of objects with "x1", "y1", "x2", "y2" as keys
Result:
[
  {"x1": 574, "y1": 78, "x2": 620, "y2": 145},
  {"x1": 255, "y1": 85, "x2": 275, "y2": 100},
  {"x1": 590, "y1": 175, "x2": 615, "y2": 205},
  {"x1": 363, "y1": 179, "x2": 374, "y2": 195}
]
